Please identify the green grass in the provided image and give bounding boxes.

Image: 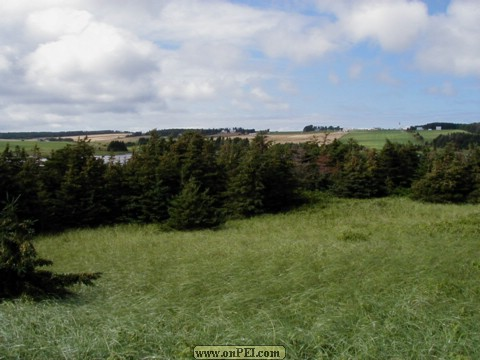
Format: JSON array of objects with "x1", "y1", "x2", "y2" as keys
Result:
[
  {"x1": 1, "y1": 196, "x2": 480, "y2": 359},
  {"x1": 342, "y1": 129, "x2": 467, "y2": 149},
  {"x1": 417, "y1": 129, "x2": 467, "y2": 142},
  {"x1": 0, "y1": 140, "x2": 119, "y2": 156},
  {"x1": 0, "y1": 140, "x2": 75, "y2": 156},
  {"x1": 341, "y1": 130, "x2": 420, "y2": 149}
]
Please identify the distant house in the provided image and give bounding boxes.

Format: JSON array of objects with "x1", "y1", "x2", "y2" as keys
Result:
[
  {"x1": 436, "y1": 126, "x2": 442, "y2": 130},
  {"x1": 417, "y1": 127, "x2": 424, "y2": 131}
]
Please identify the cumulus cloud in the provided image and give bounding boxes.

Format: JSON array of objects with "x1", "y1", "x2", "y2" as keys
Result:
[
  {"x1": 340, "y1": 0, "x2": 428, "y2": 51},
  {"x1": 0, "y1": 0, "x2": 478, "y2": 131},
  {"x1": 24, "y1": 19, "x2": 159, "y2": 103},
  {"x1": 0, "y1": 51, "x2": 12, "y2": 72},
  {"x1": 315, "y1": 0, "x2": 428, "y2": 51},
  {"x1": 25, "y1": 7, "x2": 92, "y2": 40},
  {"x1": 417, "y1": 0, "x2": 480, "y2": 76}
]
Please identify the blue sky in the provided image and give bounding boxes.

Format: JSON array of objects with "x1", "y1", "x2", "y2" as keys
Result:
[{"x1": 0, "y1": 0, "x2": 478, "y2": 132}]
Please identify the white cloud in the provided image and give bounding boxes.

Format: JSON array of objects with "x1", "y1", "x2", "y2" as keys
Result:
[
  {"x1": 0, "y1": 48, "x2": 13, "y2": 72},
  {"x1": 251, "y1": 87, "x2": 273, "y2": 102},
  {"x1": 258, "y1": 16, "x2": 340, "y2": 62},
  {"x1": 159, "y1": 80, "x2": 216, "y2": 101},
  {"x1": 24, "y1": 21, "x2": 159, "y2": 103},
  {"x1": 250, "y1": 87, "x2": 289, "y2": 111},
  {"x1": 417, "y1": 0, "x2": 480, "y2": 76},
  {"x1": 0, "y1": 0, "x2": 478, "y2": 132},
  {"x1": 25, "y1": 7, "x2": 92, "y2": 40},
  {"x1": 339, "y1": 0, "x2": 428, "y2": 51},
  {"x1": 152, "y1": 0, "x2": 276, "y2": 44}
]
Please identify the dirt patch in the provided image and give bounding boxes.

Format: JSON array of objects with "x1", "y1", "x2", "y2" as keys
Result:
[
  {"x1": 266, "y1": 132, "x2": 345, "y2": 144},
  {"x1": 218, "y1": 132, "x2": 345, "y2": 144},
  {"x1": 61, "y1": 133, "x2": 132, "y2": 142}
]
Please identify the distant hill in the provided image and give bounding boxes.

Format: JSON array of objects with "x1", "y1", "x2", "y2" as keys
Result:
[
  {"x1": 0, "y1": 130, "x2": 128, "y2": 140},
  {"x1": 408, "y1": 122, "x2": 480, "y2": 133},
  {"x1": 0, "y1": 128, "x2": 258, "y2": 140}
]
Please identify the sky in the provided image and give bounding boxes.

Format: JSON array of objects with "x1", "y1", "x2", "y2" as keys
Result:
[{"x1": 0, "y1": 0, "x2": 479, "y2": 132}]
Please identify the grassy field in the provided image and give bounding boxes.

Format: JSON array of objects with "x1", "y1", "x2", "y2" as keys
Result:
[
  {"x1": 0, "y1": 140, "x2": 113, "y2": 156},
  {"x1": 0, "y1": 140, "x2": 135, "y2": 156},
  {"x1": 0, "y1": 140, "x2": 75, "y2": 156},
  {"x1": 1, "y1": 196, "x2": 480, "y2": 359},
  {"x1": 342, "y1": 129, "x2": 468, "y2": 149},
  {"x1": 341, "y1": 130, "x2": 419, "y2": 149},
  {"x1": 417, "y1": 129, "x2": 467, "y2": 142}
]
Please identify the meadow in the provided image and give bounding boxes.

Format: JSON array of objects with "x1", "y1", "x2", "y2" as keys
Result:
[
  {"x1": 0, "y1": 140, "x2": 75, "y2": 156},
  {"x1": 0, "y1": 140, "x2": 114, "y2": 156},
  {"x1": 1, "y1": 195, "x2": 479, "y2": 359},
  {"x1": 341, "y1": 129, "x2": 466, "y2": 149}
]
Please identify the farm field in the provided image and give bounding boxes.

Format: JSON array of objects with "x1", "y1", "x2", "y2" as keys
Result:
[
  {"x1": 1, "y1": 196, "x2": 480, "y2": 359},
  {"x1": 341, "y1": 130, "x2": 420, "y2": 149},
  {"x1": 417, "y1": 129, "x2": 467, "y2": 142},
  {"x1": 0, "y1": 138, "x2": 132, "y2": 156},
  {"x1": 341, "y1": 129, "x2": 468, "y2": 149},
  {"x1": 0, "y1": 140, "x2": 75, "y2": 156},
  {"x1": 219, "y1": 131, "x2": 345, "y2": 144},
  {"x1": 0, "y1": 139, "x2": 112, "y2": 156}
]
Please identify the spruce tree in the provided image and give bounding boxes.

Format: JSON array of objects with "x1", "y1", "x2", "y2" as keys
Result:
[
  {"x1": 167, "y1": 177, "x2": 224, "y2": 230},
  {"x1": 411, "y1": 144, "x2": 475, "y2": 203},
  {"x1": 0, "y1": 198, "x2": 101, "y2": 300}
]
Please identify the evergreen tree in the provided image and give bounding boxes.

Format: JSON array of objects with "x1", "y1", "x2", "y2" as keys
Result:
[
  {"x1": 224, "y1": 135, "x2": 268, "y2": 217},
  {"x1": 332, "y1": 147, "x2": 385, "y2": 198},
  {"x1": 107, "y1": 140, "x2": 128, "y2": 152},
  {"x1": 167, "y1": 177, "x2": 224, "y2": 230},
  {"x1": 378, "y1": 140, "x2": 420, "y2": 194},
  {"x1": 123, "y1": 132, "x2": 178, "y2": 223},
  {"x1": 39, "y1": 138, "x2": 108, "y2": 230},
  {"x1": 291, "y1": 141, "x2": 325, "y2": 191},
  {"x1": 411, "y1": 144, "x2": 475, "y2": 203},
  {"x1": 0, "y1": 145, "x2": 25, "y2": 206},
  {"x1": 262, "y1": 144, "x2": 299, "y2": 212},
  {"x1": 0, "y1": 198, "x2": 101, "y2": 299}
]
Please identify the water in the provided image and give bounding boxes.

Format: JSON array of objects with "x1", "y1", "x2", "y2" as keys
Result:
[{"x1": 95, "y1": 153, "x2": 132, "y2": 164}]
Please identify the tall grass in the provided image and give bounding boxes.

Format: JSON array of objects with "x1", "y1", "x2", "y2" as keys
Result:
[{"x1": 1, "y1": 196, "x2": 480, "y2": 359}]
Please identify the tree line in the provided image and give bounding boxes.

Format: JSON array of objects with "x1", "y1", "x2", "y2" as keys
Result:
[
  {"x1": 303, "y1": 125, "x2": 343, "y2": 132},
  {"x1": 0, "y1": 130, "x2": 128, "y2": 140},
  {"x1": 2, "y1": 131, "x2": 480, "y2": 234},
  {"x1": 408, "y1": 121, "x2": 480, "y2": 133}
]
